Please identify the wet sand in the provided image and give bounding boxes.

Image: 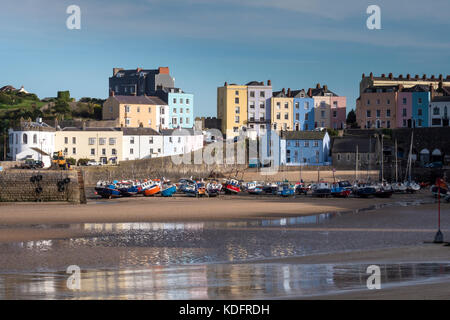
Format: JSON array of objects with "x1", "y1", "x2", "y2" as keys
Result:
[{"x1": 0, "y1": 191, "x2": 436, "y2": 227}]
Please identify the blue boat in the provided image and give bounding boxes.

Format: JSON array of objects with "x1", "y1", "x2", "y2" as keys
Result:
[
  {"x1": 96, "y1": 184, "x2": 121, "y2": 199},
  {"x1": 118, "y1": 184, "x2": 140, "y2": 197},
  {"x1": 278, "y1": 183, "x2": 295, "y2": 197},
  {"x1": 161, "y1": 185, "x2": 177, "y2": 197}
]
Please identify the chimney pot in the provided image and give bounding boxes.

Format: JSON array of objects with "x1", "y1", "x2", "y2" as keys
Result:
[
  {"x1": 431, "y1": 75, "x2": 435, "y2": 80},
  {"x1": 389, "y1": 73, "x2": 393, "y2": 79},
  {"x1": 224, "y1": 82, "x2": 228, "y2": 86},
  {"x1": 415, "y1": 74, "x2": 419, "y2": 79},
  {"x1": 399, "y1": 74, "x2": 403, "y2": 79},
  {"x1": 287, "y1": 88, "x2": 291, "y2": 96},
  {"x1": 407, "y1": 74, "x2": 411, "y2": 79},
  {"x1": 439, "y1": 74, "x2": 443, "y2": 80},
  {"x1": 323, "y1": 85, "x2": 328, "y2": 91},
  {"x1": 282, "y1": 88, "x2": 285, "y2": 93},
  {"x1": 316, "y1": 83, "x2": 321, "y2": 89},
  {"x1": 423, "y1": 74, "x2": 427, "y2": 80},
  {"x1": 362, "y1": 73, "x2": 365, "y2": 79},
  {"x1": 370, "y1": 72, "x2": 373, "y2": 80},
  {"x1": 381, "y1": 74, "x2": 386, "y2": 78},
  {"x1": 267, "y1": 80, "x2": 271, "y2": 86}
]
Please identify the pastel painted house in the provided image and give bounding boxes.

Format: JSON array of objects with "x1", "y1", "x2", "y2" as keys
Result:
[
  {"x1": 291, "y1": 89, "x2": 315, "y2": 131},
  {"x1": 279, "y1": 131, "x2": 330, "y2": 166},
  {"x1": 157, "y1": 88, "x2": 194, "y2": 129},
  {"x1": 246, "y1": 80, "x2": 272, "y2": 137},
  {"x1": 398, "y1": 85, "x2": 430, "y2": 128}
]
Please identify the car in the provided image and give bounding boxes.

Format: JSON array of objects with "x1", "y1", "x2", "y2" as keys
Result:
[
  {"x1": 20, "y1": 159, "x2": 45, "y2": 169},
  {"x1": 424, "y1": 161, "x2": 443, "y2": 168},
  {"x1": 86, "y1": 160, "x2": 101, "y2": 166}
]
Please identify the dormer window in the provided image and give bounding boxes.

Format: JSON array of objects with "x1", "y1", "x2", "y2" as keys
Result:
[{"x1": 116, "y1": 73, "x2": 123, "y2": 78}]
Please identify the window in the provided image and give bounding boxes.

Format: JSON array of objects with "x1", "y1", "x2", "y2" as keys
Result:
[
  {"x1": 33, "y1": 134, "x2": 37, "y2": 144},
  {"x1": 304, "y1": 102, "x2": 309, "y2": 109},
  {"x1": 64, "y1": 147, "x2": 68, "y2": 154},
  {"x1": 72, "y1": 148, "x2": 76, "y2": 154},
  {"x1": 235, "y1": 106, "x2": 240, "y2": 114},
  {"x1": 284, "y1": 113, "x2": 289, "y2": 120},
  {"x1": 137, "y1": 107, "x2": 140, "y2": 113},
  {"x1": 418, "y1": 119, "x2": 423, "y2": 127},
  {"x1": 386, "y1": 109, "x2": 391, "y2": 117},
  {"x1": 260, "y1": 102, "x2": 264, "y2": 109},
  {"x1": 235, "y1": 116, "x2": 240, "y2": 123},
  {"x1": 337, "y1": 154, "x2": 341, "y2": 161},
  {"x1": 367, "y1": 110, "x2": 371, "y2": 118},
  {"x1": 304, "y1": 141, "x2": 309, "y2": 147},
  {"x1": 403, "y1": 119, "x2": 407, "y2": 127},
  {"x1": 235, "y1": 90, "x2": 239, "y2": 96},
  {"x1": 260, "y1": 91, "x2": 265, "y2": 98},
  {"x1": 149, "y1": 137, "x2": 154, "y2": 144},
  {"x1": 376, "y1": 110, "x2": 381, "y2": 118},
  {"x1": 125, "y1": 105, "x2": 130, "y2": 112},
  {"x1": 148, "y1": 107, "x2": 152, "y2": 113},
  {"x1": 160, "y1": 107, "x2": 165, "y2": 115},
  {"x1": 148, "y1": 119, "x2": 152, "y2": 125},
  {"x1": 150, "y1": 148, "x2": 153, "y2": 154},
  {"x1": 295, "y1": 102, "x2": 299, "y2": 109},
  {"x1": 314, "y1": 141, "x2": 319, "y2": 147},
  {"x1": 402, "y1": 108, "x2": 407, "y2": 117},
  {"x1": 109, "y1": 106, "x2": 113, "y2": 112},
  {"x1": 295, "y1": 113, "x2": 299, "y2": 121},
  {"x1": 180, "y1": 118, "x2": 183, "y2": 124},
  {"x1": 88, "y1": 138, "x2": 96, "y2": 145},
  {"x1": 321, "y1": 111, "x2": 325, "y2": 118},
  {"x1": 418, "y1": 98, "x2": 422, "y2": 104},
  {"x1": 250, "y1": 91, "x2": 255, "y2": 98},
  {"x1": 64, "y1": 137, "x2": 68, "y2": 144},
  {"x1": 276, "y1": 113, "x2": 281, "y2": 120},
  {"x1": 102, "y1": 148, "x2": 106, "y2": 156},
  {"x1": 333, "y1": 101, "x2": 338, "y2": 107},
  {"x1": 180, "y1": 98, "x2": 183, "y2": 104},
  {"x1": 284, "y1": 103, "x2": 289, "y2": 109},
  {"x1": 72, "y1": 137, "x2": 76, "y2": 144},
  {"x1": 186, "y1": 99, "x2": 190, "y2": 105},
  {"x1": 186, "y1": 108, "x2": 190, "y2": 114},
  {"x1": 173, "y1": 98, "x2": 177, "y2": 104},
  {"x1": 91, "y1": 148, "x2": 95, "y2": 155},
  {"x1": 130, "y1": 137, "x2": 135, "y2": 144},
  {"x1": 169, "y1": 137, "x2": 173, "y2": 143},
  {"x1": 250, "y1": 102, "x2": 255, "y2": 109},
  {"x1": 305, "y1": 124, "x2": 308, "y2": 130},
  {"x1": 433, "y1": 107, "x2": 440, "y2": 115},
  {"x1": 387, "y1": 120, "x2": 391, "y2": 128},
  {"x1": 376, "y1": 99, "x2": 380, "y2": 105},
  {"x1": 403, "y1": 98, "x2": 407, "y2": 104},
  {"x1": 249, "y1": 113, "x2": 255, "y2": 121},
  {"x1": 178, "y1": 137, "x2": 181, "y2": 143},
  {"x1": 99, "y1": 138, "x2": 106, "y2": 145},
  {"x1": 112, "y1": 149, "x2": 116, "y2": 155},
  {"x1": 185, "y1": 118, "x2": 189, "y2": 124},
  {"x1": 276, "y1": 102, "x2": 280, "y2": 109},
  {"x1": 180, "y1": 108, "x2": 183, "y2": 114},
  {"x1": 305, "y1": 114, "x2": 309, "y2": 121},
  {"x1": 130, "y1": 148, "x2": 134, "y2": 155},
  {"x1": 418, "y1": 108, "x2": 422, "y2": 116},
  {"x1": 233, "y1": 127, "x2": 238, "y2": 132},
  {"x1": 125, "y1": 118, "x2": 130, "y2": 125},
  {"x1": 387, "y1": 99, "x2": 391, "y2": 105},
  {"x1": 235, "y1": 98, "x2": 239, "y2": 104},
  {"x1": 367, "y1": 100, "x2": 370, "y2": 105},
  {"x1": 173, "y1": 108, "x2": 177, "y2": 114},
  {"x1": 333, "y1": 110, "x2": 337, "y2": 118},
  {"x1": 109, "y1": 138, "x2": 116, "y2": 145},
  {"x1": 172, "y1": 117, "x2": 178, "y2": 125}
]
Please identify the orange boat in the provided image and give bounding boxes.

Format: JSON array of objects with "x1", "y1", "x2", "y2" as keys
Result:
[{"x1": 144, "y1": 183, "x2": 160, "y2": 196}]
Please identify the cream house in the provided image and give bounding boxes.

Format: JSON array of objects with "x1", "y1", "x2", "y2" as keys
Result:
[
  {"x1": 55, "y1": 127, "x2": 123, "y2": 164},
  {"x1": 103, "y1": 94, "x2": 169, "y2": 130}
]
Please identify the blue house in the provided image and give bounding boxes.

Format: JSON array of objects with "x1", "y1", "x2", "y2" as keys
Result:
[
  {"x1": 157, "y1": 88, "x2": 194, "y2": 129},
  {"x1": 291, "y1": 89, "x2": 315, "y2": 131},
  {"x1": 280, "y1": 131, "x2": 330, "y2": 166},
  {"x1": 412, "y1": 88, "x2": 429, "y2": 128}
]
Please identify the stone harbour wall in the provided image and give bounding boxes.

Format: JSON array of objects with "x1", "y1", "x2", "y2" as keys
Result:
[{"x1": 0, "y1": 170, "x2": 80, "y2": 203}]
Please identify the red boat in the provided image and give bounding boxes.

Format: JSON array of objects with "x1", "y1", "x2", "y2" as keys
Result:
[{"x1": 223, "y1": 179, "x2": 241, "y2": 194}]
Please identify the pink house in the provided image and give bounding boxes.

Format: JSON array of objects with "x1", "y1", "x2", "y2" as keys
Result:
[
  {"x1": 330, "y1": 96, "x2": 347, "y2": 129},
  {"x1": 397, "y1": 91, "x2": 412, "y2": 128}
]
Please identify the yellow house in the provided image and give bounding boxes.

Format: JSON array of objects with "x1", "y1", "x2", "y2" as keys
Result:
[
  {"x1": 271, "y1": 89, "x2": 293, "y2": 131},
  {"x1": 55, "y1": 127, "x2": 123, "y2": 164},
  {"x1": 217, "y1": 83, "x2": 248, "y2": 138},
  {"x1": 103, "y1": 95, "x2": 169, "y2": 130}
]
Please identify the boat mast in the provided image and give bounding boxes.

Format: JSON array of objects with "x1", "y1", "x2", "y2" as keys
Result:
[
  {"x1": 405, "y1": 131, "x2": 413, "y2": 182},
  {"x1": 395, "y1": 139, "x2": 398, "y2": 182},
  {"x1": 355, "y1": 144, "x2": 359, "y2": 182},
  {"x1": 381, "y1": 134, "x2": 384, "y2": 182}
]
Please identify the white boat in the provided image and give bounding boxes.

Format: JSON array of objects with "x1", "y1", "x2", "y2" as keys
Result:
[{"x1": 392, "y1": 182, "x2": 407, "y2": 193}]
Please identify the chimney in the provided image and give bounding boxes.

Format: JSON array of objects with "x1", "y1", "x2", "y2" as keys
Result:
[
  {"x1": 323, "y1": 84, "x2": 328, "y2": 91},
  {"x1": 399, "y1": 74, "x2": 403, "y2": 79},
  {"x1": 158, "y1": 67, "x2": 170, "y2": 74},
  {"x1": 389, "y1": 73, "x2": 393, "y2": 79},
  {"x1": 381, "y1": 73, "x2": 386, "y2": 78},
  {"x1": 282, "y1": 88, "x2": 285, "y2": 94},
  {"x1": 439, "y1": 74, "x2": 443, "y2": 81},
  {"x1": 423, "y1": 74, "x2": 427, "y2": 80},
  {"x1": 136, "y1": 67, "x2": 142, "y2": 73},
  {"x1": 447, "y1": 75, "x2": 450, "y2": 80},
  {"x1": 109, "y1": 89, "x2": 115, "y2": 97},
  {"x1": 407, "y1": 74, "x2": 411, "y2": 80},
  {"x1": 316, "y1": 83, "x2": 321, "y2": 89},
  {"x1": 431, "y1": 75, "x2": 436, "y2": 80},
  {"x1": 267, "y1": 80, "x2": 271, "y2": 86},
  {"x1": 415, "y1": 74, "x2": 419, "y2": 79},
  {"x1": 370, "y1": 72, "x2": 373, "y2": 80},
  {"x1": 287, "y1": 88, "x2": 291, "y2": 96},
  {"x1": 430, "y1": 84, "x2": 435, "y2": 99},
  {"x1": 362, "y1": 73, "x2": 365, "y2": 79},
  {"x1": 113, "y1": 68, "x2": 123, "y2": 76},
  {"x1": 224, "y1": 82, "x2": 228, "y2": 86},
  {"x1": 307, "y1": 88, "x2": 312, "y2": 97}
]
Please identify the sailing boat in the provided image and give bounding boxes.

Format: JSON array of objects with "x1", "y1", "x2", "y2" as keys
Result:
[{"x1": 403, "y1": 132, "x2": 420, "y2": 193}]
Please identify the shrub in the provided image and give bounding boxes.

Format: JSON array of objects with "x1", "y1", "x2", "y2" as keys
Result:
[{"x1": 77, "y1": 158, "x2": 90, "y2": 166}]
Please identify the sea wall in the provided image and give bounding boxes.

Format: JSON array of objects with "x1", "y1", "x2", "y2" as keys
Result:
[{"x1": 0, "y1": 170, "x2": 80, "y2": 203}]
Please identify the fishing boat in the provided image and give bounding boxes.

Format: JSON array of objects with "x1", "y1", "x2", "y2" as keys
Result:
[
  {"x1": 353, "y1": 183, "x2": 376, "y2": 198},
  {"x1": 430, "y1": 183, "x2": 449, "y2": 198},
  {"x1": 197, "y1": 181, "x2": 207, "y2": 197},
  {"x1": 247, "y1": 181, "x2": 263, "y2": 195},
  {"x1": 143, "y1": 182, "x2": 161, "y2": 196},
  {"x1": 95, "y1": 181, "x2": 121, "y2": 199},
  {"x1": 183, "y1": 183, "x2": 198, "y2": 197},
  {"x1": 405, "y1": 181, "x2": 421, "y2": 193},
  {"x1": 223, "y1": 179, "x2": 241, "y2": 194},
  {"x1": 206, "y1": 181, "x2": 222, "y2": 197},
  {"x1": 278, "y1": 182, "x2": 295, "y2": 197},
  {"x1": 161, "y1": 184, "x2": 177, "y2": 197},
  {"x1": 295, "y1": 182, "x2": 309, "y2": 195},
  {"x1": 311, "y1": 182, "x2": 331, "y2": 197},
  {"x1": 263, "y1": 182, "x2": 278, "y2": 194},
  {"x1": 330, "y1": 182, "x2": 351, "y2": 198},
  {"x1": 118, "y1": 181, "x2": 141, "y2": 197}
]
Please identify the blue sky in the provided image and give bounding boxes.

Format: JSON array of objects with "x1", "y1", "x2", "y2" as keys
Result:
[{"x1": 1, "y1": 0, "x2": 450, "y2": 117}]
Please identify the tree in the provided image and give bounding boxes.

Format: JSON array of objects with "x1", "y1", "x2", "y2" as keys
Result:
[
  {"x1": 57, "y1": 91, "x2": 71, "y2": 101},
  {"x1": 52, "y1": 99, "x2": 71, "y2": 117},
  {"x1": 346, "y1": 109, "x2": 357, "y2": 128}
]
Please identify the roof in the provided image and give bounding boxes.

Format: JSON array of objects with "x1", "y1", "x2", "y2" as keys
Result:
[
  {"x1": 272, "y1": 90, "x2": 287, "y2": 97},
  {"x1": 0, "y1": 85, "x2": 16, "y2": 92},
  {"x1": 290, "y1": 89, "x2": 307, "y2": 98},
  {"x1": 282, "y1": 131, "x2": 326, "y2": 140},
  {"x1": 363, "y1": 85, "x2": 398, "y2": 93},
  {"x1": 59, "y1": 127, "x2": 120, "y2": 132},
  {"x1": 161, "y1": 128, "x2": 201, "y2": 136},
  {"x1": 122, "y1": 127, "x2": 160, "y2": 136},
  {"x1": 332, "y1": 137, "x2": 377, "y2": 153},
  {"x1": 246, "y1": 81, "x2": 264, "y2": 86},
  {"x1": 111, "y1": 95, "x2": 167, "y2": 105},
  {"x1": 401, "y1": 84, "x2": 430, "y2": 92},
  {"x1": 431, "y1": 96, "x2": 450, "y2": 102},
  {"x1": 309, "y1": 87, "x2": 338, "y2": 97}
]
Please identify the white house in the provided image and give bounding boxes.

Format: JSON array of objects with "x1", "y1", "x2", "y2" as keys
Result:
[
  {"x1": 430, "y1": 96, "x2": 450, "y2": 127},
  {"x1": 8, "y1": 119, "x2": 56, "y2": 167},
  {"x1": 161, "y1": 128, "x2": 204, "y2": 157},
  {"x1": 122, "y1": 127, "x2": 164, "y2": 160}
]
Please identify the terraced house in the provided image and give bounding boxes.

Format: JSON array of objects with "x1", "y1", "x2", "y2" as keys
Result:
[
  {"x1": 291, "y1": 89, "x2": 315, "y2": 131},
  {"x1": 280, "y1": 131, "x2": 330, "y2": 166},
  {"x1": 271, "y1": 88, "x2": 293, "y2": 131},
  {"x1": 246, "y1": 81, "x2": 272, "y2": 137},
  {"x1": 217, "y1": 83, "x2": 248, "y2": 138}
]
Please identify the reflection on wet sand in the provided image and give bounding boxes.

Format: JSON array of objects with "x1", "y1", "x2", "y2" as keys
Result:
[{"x1": 1, "y1": 263, "x2": 449, "y2": 299}]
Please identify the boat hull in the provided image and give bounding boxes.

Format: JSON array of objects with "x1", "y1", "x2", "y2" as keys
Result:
[{"x1": 144, "y1": 185, "x2": 161, "y2": 196}]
